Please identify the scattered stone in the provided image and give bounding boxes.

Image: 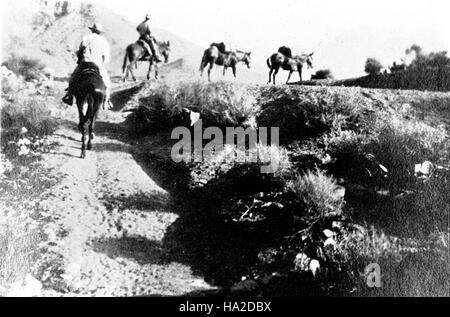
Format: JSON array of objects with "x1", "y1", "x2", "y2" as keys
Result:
[
  {"x1": 415, "y1": 161, "x2": 434, "y2": 176},
  {"x1": 309, "y1": 260, "x2": 320, "y2": 277},
  {"x1": 7, "y1": 274, "x2": 42, "y2": 297}
]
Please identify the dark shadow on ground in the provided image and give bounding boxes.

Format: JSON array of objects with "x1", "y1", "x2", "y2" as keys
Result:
[
  {"x1": 110, "y1": 82, "x2": 145, "y2": 112},
  {"x1": 83, "y1": 100, "x2": 272, "y2": 290},
  {"x1": 101, "y1": 191, "x2": 170, "y2": 213},
  {"x1": 53, "y1": 133, "x2": 80, "y2": 143},
  {"x1": 90, "y1": 236, "x2": 166, "y2": 265}
]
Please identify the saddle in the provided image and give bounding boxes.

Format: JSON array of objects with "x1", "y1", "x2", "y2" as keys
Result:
[{"x1": 69, "y1": 61, "x2": 103, "y2": 94}]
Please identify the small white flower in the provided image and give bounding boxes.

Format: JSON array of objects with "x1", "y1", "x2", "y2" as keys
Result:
[{"x1": 20, "y1": 127, "x2": 28, "y2": 134}]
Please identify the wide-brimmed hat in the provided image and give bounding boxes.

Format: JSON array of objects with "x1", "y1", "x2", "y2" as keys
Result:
[{"x1": 88, "y1": 23, "x2": 105, "y2": 34}]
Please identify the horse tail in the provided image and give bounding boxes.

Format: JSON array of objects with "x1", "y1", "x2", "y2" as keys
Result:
[
  {"x1": 122, "y1": 48, "x2": 129, "y2": 74},
  {"x1": 266, "y1": 57, "x2": 272, "y2": 69}
]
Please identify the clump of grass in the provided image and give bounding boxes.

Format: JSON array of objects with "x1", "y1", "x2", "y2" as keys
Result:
[
  {"x1": 285, "y1": 169, "x2": 345, "y2": 219},
  {"x1": 129, "y1": 81, "x2": 259, "y2": 136},
  {"x1": 0, "y1": 220, "x2": 41, "y2": 288},
  {"x1": 256, "y1": 86, "x2": 369, "y2": 143},
  {"x1": 1, "y1": 100, "x2": 56, "y2": 137},
  {"x1": 369, "y1": 116, "x2": 448, "y2": 193},
  {"x1": 2, "y1": 55, "x2": 45, "y2": 82}
]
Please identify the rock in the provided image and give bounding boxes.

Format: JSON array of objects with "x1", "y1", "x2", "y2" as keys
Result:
[
  {"x1": 309, "y1": 260, "x2": 320, "y2": 277},
  {"x1": 7, "y1": 274, "x2": 42, "y2": 297},
  {"x1": 42, "y1": 67, "x2": 55, "y2": 81},
  {"x1": 1, "y1": 66, "x2": 20, "y2": 92},
  {"x1": 415, "y1": 161, "x2": 434, "y2": 176},
  {"x1": 1, "y1": 66, "x2": 13, "y2": 77},
  {"x1": 294, "y1": 253, "x2": 310, "y2": 272},
  {"x1": 334, "y1": 185, "x2": 346, "y2": 199},
  {"x1": 324, "y1": 237, "x2": 336, "y2": 247},
  {"x1": 323, "y1": 229, "x2": 335, "y2": 238}
]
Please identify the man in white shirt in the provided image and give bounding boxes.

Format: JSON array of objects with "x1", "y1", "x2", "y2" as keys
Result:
[
  {"x1": 63, "y1": 23, "x2": 113, "y2": 108},
  {"x1": 136, "y1": 14, "x2": 161, "y2": 62}
]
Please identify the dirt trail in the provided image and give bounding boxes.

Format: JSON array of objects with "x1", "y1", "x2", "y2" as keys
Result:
[{"x1": 36, "y1": 85, "x2": 214, "y2": 296}]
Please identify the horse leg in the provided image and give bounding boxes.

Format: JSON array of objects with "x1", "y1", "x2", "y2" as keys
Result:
[
  {"x1": 208, "y1": 62, "x2": 214, "y2": 82},
  {"x1": 200, "y1": 57, "x2": 206, "y2": 77},
  {"x1": 268, "y1": 69, "x2": 273, "y2": 84},
  {"x1": 154, "y1": 63, "x2": 159, "y2": 80},
  {"x1": 286, "y1": 71, "x2": 293, "y2": 84},
  {"x1": 77, "y1": 104, "x2": 88, "y2": 159},
  {"x1": 223, "y1": 66, "x2": 227, "y2": 76},
  {"x1": 298, "y1": 68, "x2": 303, "y2": 83},
  {"x1": 129, "y1": 64, "x2": 137, "y2": 82},
  {"x1": 147, "y1": 60, "x2": 152, "y2": 80},
  {"x1": 87, "y1": 97, "x2": 101, "y2": 151},
  {"x1": 273, "y1": 68, "x2": 279, "y2": 85},
  {"x1": 232, "y1": 65, "x2": 237, "y2": 78}
]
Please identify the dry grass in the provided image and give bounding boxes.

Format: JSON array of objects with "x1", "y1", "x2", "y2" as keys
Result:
[
  {"x1": 286, "y1": 170, "x2": 345, "y2": 219},
  {"x1": 2, "y1": 55, "x2": 45, "y2": 82}
]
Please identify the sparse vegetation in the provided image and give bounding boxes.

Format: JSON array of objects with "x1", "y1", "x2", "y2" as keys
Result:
[
  {"x1": 128, "y1": 81, "x2": 258, "y2": 136},
  {"x1": 2, "y1": 55, "x2": 45, "y2": 82},
  {"x1": 132, "y1": 79, "x2": 449, "y2": 296},
  {"x1": 364, "y1": 58, "x2": 383, "y2": 76},
  {"x1": 311, "y1": 69, "x2": 333, "y2": 80}
]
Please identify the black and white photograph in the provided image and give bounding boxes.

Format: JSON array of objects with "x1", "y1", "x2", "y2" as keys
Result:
[{"x1": 0, "y1": 0, "x2": 449, "y2": 301}]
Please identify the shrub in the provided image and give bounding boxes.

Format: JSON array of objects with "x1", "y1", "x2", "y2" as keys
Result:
[
  {"x1": 1, "y1": 97, "x2": 57, "y2": 138},
  {"x1": 285, "y1": 170, "x2": 345, "y2": 220},
  {"x1": 364, "y1": 58, "x2": 383, "y2": 76},
  {"x1": 129, "y1": 81, "x2": 259, "y2": 136},
  {"x1": 369, "y1": 116, "x2": 448, "y2": 193},
  {"x1": 311, "y1": 69, "x2": 333, "y2": 80},
  {"x1": 2, "y1": 55, "x2": 45, "y2": 82},
  {"x1": 257, "y1": 86, "x2": 367, "y2": 143},
  {"x1": 191, "y1": 144, "x2": 292, "y2": 187}
]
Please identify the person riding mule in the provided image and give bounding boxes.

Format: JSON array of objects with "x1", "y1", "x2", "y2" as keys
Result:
[
  {"x1": 136, "y1": 14, "x2": 162, "y2": 63},
  {"x1": 72, "y1": 61, "x2": 107, "y2": 159},
  {"x1": 62, "y1": 23, "x2": 113, "y2": 109}
]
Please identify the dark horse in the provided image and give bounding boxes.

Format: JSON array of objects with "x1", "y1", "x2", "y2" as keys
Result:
[
  {"x1": 71, "y1": 62, "x2": 106, "y2": 159},
  {"x1": 199, "y1": 44, "x2": 251, "y2": 81},
  {"x1": 122, "y1": 39, "x2": 171, "y2": 81},
  {"x1": 267, "y1": 48, "x2": 314, "y2": 84}
]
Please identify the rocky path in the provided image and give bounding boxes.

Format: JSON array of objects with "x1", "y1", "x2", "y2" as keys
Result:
[{"x1": 35, "y1": 87, "x2": 214, "y2": 296}]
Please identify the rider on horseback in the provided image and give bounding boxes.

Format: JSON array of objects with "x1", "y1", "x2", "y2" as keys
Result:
[
  {"x1": 62, "y1": 23, "x2": 113, "y2": 109},
  {"x1": 136, "y1": 14, "x2": 162, "y2": 63}
]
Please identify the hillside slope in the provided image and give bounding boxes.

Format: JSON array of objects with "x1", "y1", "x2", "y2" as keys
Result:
[{"x1": 1, "y1": 0, "x2": 204, "y2": 78}]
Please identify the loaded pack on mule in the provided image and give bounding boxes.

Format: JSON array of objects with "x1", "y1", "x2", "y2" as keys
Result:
[
  {"x1": 200, "y1": 42, "x2": 252, "y2": 81},
  {"x1": 267, "y1": 46, "x2": 314, "y2": 84},
  {"x1": 122, "y1": 13, "x2": 171, "y2": 81}
]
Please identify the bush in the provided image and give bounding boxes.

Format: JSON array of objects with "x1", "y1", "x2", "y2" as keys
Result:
[
  {"x1": 1, "y1": 98, "x2": 57, "y2": 138},
  {"x1": 364, "y1": 58, "x2": 383, "y2": 76},
  {"x1": 257, "y1": 86, "x2": 367, "y2": 143},
  {"x1": 311, "y1": 69, "x2": 333, "y2": 80},
  {"x1": 369, "y1": 117, "x2": 448, "y2": 193},
  {"x1": 2, "y1": 55, "x2": 45, "y2": 82},
  {"x1": 129, "y1": 81, "x2": 258, "y2": 136},
  {"x1": 285, "y1": 170, "x2": 345, "y2": 220},
  {"x1": 191, "y1": 144, "x2": 292, "y2": 188}
]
